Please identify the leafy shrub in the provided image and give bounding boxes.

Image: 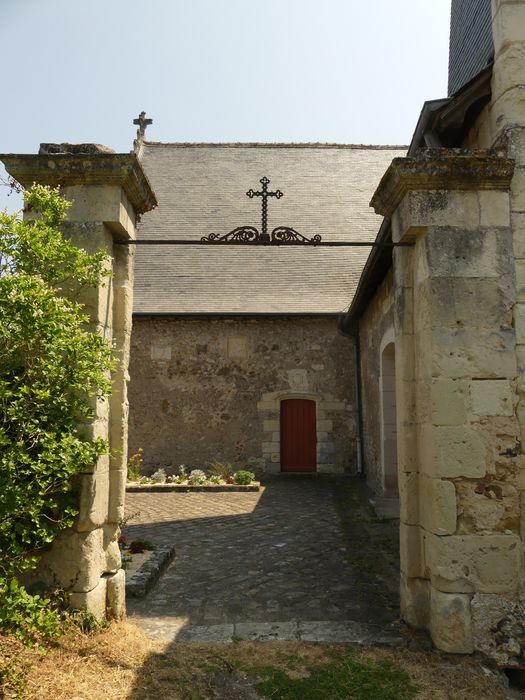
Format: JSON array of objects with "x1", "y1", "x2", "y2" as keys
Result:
[
  {"x1": 208, "y1": 460, "x2": 234, "y2": 478},
  {"x1": 0, "y1": 579, "x2": 63, "y2": 644},
  {"x1": 151, "y1": 468, "x2": 167, "y2": 483},
  {"x1": 208, "y1": 474, "x2": 221, "y2": 484},
  {"x1": 0, "y1": 185, "x2": 113, "y2": 642},
  {"x1": 234, "y1": 470, "x2": 255, "y2": 485},
  {"x1": 188, "y1": 469, "x2": 207, "y2": 485},
  {"x1": 127, "y1": 448, "x2": 143, "y2": 481}
]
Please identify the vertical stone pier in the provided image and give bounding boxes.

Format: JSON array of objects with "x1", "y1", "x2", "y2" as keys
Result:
[
  {"x1": 1, "y1": 145, "x2": 156, "y2": 618},
  {"x1": 371, "y1": 150, "x2": 525, "y2": 661}
]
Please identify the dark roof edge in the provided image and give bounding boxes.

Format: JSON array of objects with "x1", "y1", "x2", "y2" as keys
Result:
[
  {"x1": 142, "y1": 141, "x2": 408, "y2": 150},
  {"x1": 339, "y1": 218, "x2": 392, "y2": 336},
  {"x1": 133, "y1": 312, "x2": 341, "y2": 319}
]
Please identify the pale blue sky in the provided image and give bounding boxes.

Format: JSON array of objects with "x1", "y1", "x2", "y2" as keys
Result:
[{"x1": 1, "y1": 0, "x2": 451, "y2": 211}]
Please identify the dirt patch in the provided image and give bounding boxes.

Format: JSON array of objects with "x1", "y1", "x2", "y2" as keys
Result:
[{"x1": 0, "y1": 620, "x2": 516, "y2": 700}]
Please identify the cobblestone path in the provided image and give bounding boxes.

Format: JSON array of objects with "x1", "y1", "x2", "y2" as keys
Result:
[{"x1": 123, "y1": 476, "x2": 400, "y2": 641}]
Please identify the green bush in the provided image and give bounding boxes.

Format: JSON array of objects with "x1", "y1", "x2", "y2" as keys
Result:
[
  {"x1": 208, "y1": 460, "x2": 234, "y2": 478},
  {"x1": 0, "y1": 185, "x2": 113, "y2": 642},
  {"x1": 233, "y1": 470, "x2": 255, "y2": 485}
]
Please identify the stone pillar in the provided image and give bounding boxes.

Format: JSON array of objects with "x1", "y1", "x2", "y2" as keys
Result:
[
  {"x1": 1, "y1": 145, "x2": 156, "y2": 619},
  {"x1": 371, "y1": 150, "x2": 525, "y2": 662}
]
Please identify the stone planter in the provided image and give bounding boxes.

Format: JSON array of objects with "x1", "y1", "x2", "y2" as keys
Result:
[{"x1": 126, "y1": 482, "x2": 260, "y2": 493}]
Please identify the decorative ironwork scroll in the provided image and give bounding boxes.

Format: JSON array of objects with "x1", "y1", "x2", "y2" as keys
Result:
[
  {"x1": 201, "y1": 177, "x2": 322, "y2": 246},
  {"x1": 271, "y1": 227, "x2": 322, "y2": 246},
  {"x1": 201, "y1": 226, "x2": 258, "y2": 244}
]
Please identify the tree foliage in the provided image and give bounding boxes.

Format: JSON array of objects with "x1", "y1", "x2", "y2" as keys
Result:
[{"x1": 0, "y1": 185, "x2": 114, "y2": 641}]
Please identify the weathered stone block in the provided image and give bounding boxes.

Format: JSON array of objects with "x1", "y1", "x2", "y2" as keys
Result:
[
  {"x1": 470, "y1": 379, "x2": 514, "y2": 416},
  {"x1": 70, "y1": 576, "x2": 108, "y2": 621},
  {"x1": 400, "y1": 575, "x2": 430, "y2": 630},
  {"x1": 431, "y1": 379, "x2": 467, "y2": 426},
  {"x1": 397, "y1": 423, "x2": 419, "y2": 473},
  {"x1": 456, "y1": 480, "x2": 519, "y2": 535},
  {"x1": 393, "y1": 287, "x2": 414, "y2": 334},
  {"x1": 398, "y1": 471, "x2": 419, "y2": 525},
  {"x1": 263, "y1": 420, "x2": 279, "y2": 432},
  {"x1": 399, "y1": 524, "x2": 425, "y2": 578},
  {"x1": 422, "y1": 278, "x2": 514, "y2": 330},
  {"x1": 471, "y1": 592, "x2": 525, "y2": 666},
  {"x1": 491, "y1": 88, "x2": 525, "y2": 142},
  {"x1": 420, "y1": 477, "x2": 457, "y2": 535},
  {"x1": 426, "y1": 533, "x2": 522, "y2": 594},
  {"x1": 514, "y1": 303, "x2": 525, "y2": 345},
  {"x1": 106, "y1": 569, "x2": 126, "y2": 620},
  {"x1": 430, "y1": 588, "x2": 473, "y2": 654},
  {"x1": 262, "y1": 442, "x2": 279, "y2": 452},
  {"x1": 396, "y1": 190, "x2": 481, "y2": 236},
  {"x1": 425, "y1": 228, "x2": 510, "y2": 279},
  {"x1": 39, "y1": 528, "x2": 106, "y2": 592},
  {"x1": 150, "y1": 344, "x2": 172, "y2": 361},
  {"x1": 76, "y1": 470, "x2": 109, "y2": 532},
  {"x1": 420, "y1": 424, "x2": 486, "y2": 478},
  {"x1": 392, "y1": 245, "x2": 414, "y2": 289},
  {"x1": 431, "y1": 327, "x2": 517, "y2": 379},
  {"x1": 515, "y1": 259, "x2": 525, "y2": 301},
  {"x1": 479, "y1": 191, "x2": 511, "y2": 228},
  {"x1": 108, "y1": 468, "x2": 127, "y2": 524},
  {"x1": 492, "y1": 1, "x2": 525, "y2": 56},
  {"x1": 104, "y1": 525, "x2": 121, "y2": 573},
  {"x1": 512, "y1": 212, "x2": 525, "y2": 258}
]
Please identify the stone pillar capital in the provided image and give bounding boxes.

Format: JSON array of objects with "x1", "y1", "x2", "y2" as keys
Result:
[
  {"x1": 1, "y1": 146, "x2": 157, "y2": 239},
  {"x1": 370, "y1": 149, "x2": 514, "y2": 219}
]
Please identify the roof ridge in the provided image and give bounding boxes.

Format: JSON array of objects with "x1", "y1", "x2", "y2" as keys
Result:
[{"x1": 142, "y1": 141, "x2": 408, "y2": 150}]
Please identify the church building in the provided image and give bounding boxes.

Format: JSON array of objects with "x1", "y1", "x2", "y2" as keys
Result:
[{"x1": 128, "y1": 143, "x2": 404, "y2": 481}]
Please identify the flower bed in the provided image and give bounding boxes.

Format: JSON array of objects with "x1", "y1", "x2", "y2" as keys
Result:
[
  {"x1": 126, "y1": 482, "x2": 260, "y2": 492},
  {"x1": 126, "y1": 459, "x2": 260, "y2": 492}
]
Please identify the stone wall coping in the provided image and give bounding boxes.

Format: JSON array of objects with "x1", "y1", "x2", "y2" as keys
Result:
[
  {"x1": 371, "y1": 148, "x2": 514, "y2": 217},
  {"x1": 0, "y1": 151, "x2": 157, "y2": 217}
]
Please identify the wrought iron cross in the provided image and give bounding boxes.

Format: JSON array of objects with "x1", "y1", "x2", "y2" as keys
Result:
[
  {"x1": 246, "y1": 177, "x2": 283, "y2": 241},
  {"x1": 133, "y1": 111, "x2": 153, "y2": 140},
  {"x1": 201, "y1": 176, "x2": 321, "y2": 245}
]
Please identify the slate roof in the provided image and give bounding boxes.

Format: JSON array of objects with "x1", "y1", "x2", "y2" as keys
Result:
[{"x1": 134, "y1": 143, "x2": 406, "y2": 314}]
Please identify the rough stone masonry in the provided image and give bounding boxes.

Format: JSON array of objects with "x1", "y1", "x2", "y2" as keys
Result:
[{"x1": 1, "y1": 145, "x2": 156, "y2": 619}]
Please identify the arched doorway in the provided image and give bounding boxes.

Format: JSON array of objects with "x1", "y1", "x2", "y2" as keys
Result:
[
  {"x1": 280, "y1": 398, "x2": 317, "y2": 472},
  {"x1": 380, "y1": 342, "x2": 398, "y2": 495}
]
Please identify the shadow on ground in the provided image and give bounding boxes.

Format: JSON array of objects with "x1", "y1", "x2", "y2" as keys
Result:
[
  {"x1": 122, "y1": 476, "x2": 403, "y2": 698},
  {"x1": 123, "y1": 476, "x2": 399, "y2": 638}
]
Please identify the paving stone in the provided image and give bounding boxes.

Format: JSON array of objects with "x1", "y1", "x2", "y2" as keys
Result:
[
  {"x1": 298, "y1": 620, "x2": 405, "y2": 646},
  {"x1": 124, "y1": 476, "x2": 400, "y2": 636},
  {"x1": 234, "y1": 621, "x2": 299, "y2": 641}
]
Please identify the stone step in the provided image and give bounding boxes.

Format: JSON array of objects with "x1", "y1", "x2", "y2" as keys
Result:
[{"x1": 369, "y1": 496, "x2": 400, "y2": 520}]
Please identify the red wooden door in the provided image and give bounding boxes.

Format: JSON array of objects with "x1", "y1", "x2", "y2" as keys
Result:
[{"x1": 280, "y1": 399, "x2": 317, "y2": 472}]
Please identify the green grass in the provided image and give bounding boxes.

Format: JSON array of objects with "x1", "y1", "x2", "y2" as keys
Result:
[{"x1": 253, "y1": 648, "x2": 417, "y2": 700}]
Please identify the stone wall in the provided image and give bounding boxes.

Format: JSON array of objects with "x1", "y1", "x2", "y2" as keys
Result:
[
  {"x1": 371, "y1": 149, "x2": 522, "y2": 664},
  {"x1": 128, "y1": 316, "x2": 356, "y2": 474},
  {"x1": 1, "y1": 148, "x2": 156, "y2": 619},
  {"x1": 358, "y1": 272, "x2": 395, "y2": 495}
]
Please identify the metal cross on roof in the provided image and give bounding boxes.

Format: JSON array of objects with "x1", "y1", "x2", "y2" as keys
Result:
[
  {"x1": 201, "y1": 176, "x2": 322, "y2": 245},
  {"x1": 247, "y1": 176, "x2": 283, "y2": 241},
  {"x1": 133, "y1": 111, "x2": 153, "y2": 141}
]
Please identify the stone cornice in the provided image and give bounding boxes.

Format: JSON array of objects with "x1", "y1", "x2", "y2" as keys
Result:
[
  {"x1": 370, "y1": 148, "x2": 515, "y2": 218},
  {"x1": 0, "y1": 152, "x2": 157, "y2": 216}
]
